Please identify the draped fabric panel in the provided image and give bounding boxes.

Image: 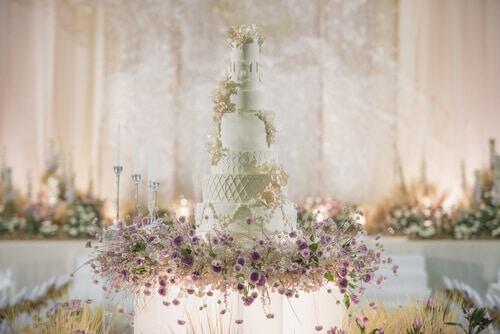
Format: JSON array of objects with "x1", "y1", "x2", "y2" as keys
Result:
[
  {"x1": 0, "y1": 0, "x2": 499, "y2": 212},
  {"x1": 398, "y1": 0, "x2": 500, "y2": 202}
]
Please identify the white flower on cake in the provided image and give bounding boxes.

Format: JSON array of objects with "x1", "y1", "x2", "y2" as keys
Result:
[{"x1": 227, "y1": 24, "x2": 264, "y2": 51}]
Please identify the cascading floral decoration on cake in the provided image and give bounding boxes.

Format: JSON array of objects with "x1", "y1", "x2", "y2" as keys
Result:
[{"x1": 87, "y1": 208, "x2": 396, "y2": 318}]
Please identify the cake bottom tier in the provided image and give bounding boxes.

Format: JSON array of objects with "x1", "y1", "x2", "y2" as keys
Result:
[
  {"x1": 134, "y1": 285, "x2": 344, "y2": 334},
  {"x1": 195, "y1": 202, "x2": 297, "y2": 236}
]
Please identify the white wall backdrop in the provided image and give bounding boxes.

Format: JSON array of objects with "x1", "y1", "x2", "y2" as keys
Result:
[{"x1": 0, "y1": 0, "x2": 499, "y2": 210}]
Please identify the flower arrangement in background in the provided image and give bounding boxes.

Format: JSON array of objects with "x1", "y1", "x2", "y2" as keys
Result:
[
  {"x1": 88, "y1": 206, "x2": 397, "y2": 326},
  {"x1": 367, "y1": 139, "x2": 500, "y2": 240},
  {"x1": 63, "y1": 195, "x2": 104, "y2": 238},
  {"x1": 367, "y1": 181, "x2": 454, "y2": 239},
  {"x1": 452, "y1": 164, "x2": 500, "y2": 239}
]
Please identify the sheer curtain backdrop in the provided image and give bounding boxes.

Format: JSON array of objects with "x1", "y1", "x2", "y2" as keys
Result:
[{"x1": 0, "y1": 0, "x2": 499, "y2": 213}]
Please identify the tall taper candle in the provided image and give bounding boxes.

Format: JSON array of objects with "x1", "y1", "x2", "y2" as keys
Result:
[
  {"x1": 116, "y1": 122, "x2": 121, "y2": 166},
  {"x1": 134, "y1": 131, "x2": 139, "y2": 175}
]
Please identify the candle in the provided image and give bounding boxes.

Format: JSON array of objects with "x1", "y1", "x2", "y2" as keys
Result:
[
  {"x1": 116, "y1": 122, "x2": 121, "y2": 166},
  {"x1": 134, "y1": 131, "x2": 139, "y2": 174}
]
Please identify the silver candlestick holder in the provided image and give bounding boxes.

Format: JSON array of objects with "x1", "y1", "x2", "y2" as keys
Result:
[
  {"x1": 148, "y1": 180, "x2": 160, "y2": 219},
  {"x1": 113, "y1": 165, "x2": 123, "y2": 223},
  {"x1": 131, "y1": 173, "x2": 141, "y2": 216}
]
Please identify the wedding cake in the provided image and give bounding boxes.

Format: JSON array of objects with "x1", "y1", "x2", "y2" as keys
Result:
[{"x1": 195, "y1": 24, "x2": 297, "y2": 235}]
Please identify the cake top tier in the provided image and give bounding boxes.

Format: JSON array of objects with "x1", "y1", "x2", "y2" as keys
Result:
[
  {"x1": 227, "y1": 24, "x2": 264, "y2": 52},
  {"x1": 227, "y1": 25, "x2": 266, "y2": 98}
]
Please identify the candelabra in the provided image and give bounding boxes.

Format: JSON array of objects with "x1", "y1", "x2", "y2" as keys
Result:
[
  {"x1": 148, "y1": 180, "x2": 160, "y2": 219},
  {"x1": 132, "y1": 173, "x2": 141, "y2": 216},
  {"x1": 113, "y1": 165, "x2": 123, "y2": 223}
]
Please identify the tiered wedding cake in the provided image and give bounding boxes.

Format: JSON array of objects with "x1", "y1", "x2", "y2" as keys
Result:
[
  {"x1": 132, "y1": 25, "x2": 346, "y2": 334},
  {"x1": 195, "y1": 24, "x2": 297, "y2": 235}
]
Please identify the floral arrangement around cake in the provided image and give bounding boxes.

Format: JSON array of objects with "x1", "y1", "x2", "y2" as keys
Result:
[{"x1": 87, "y1": 207, "x2": 396, "y2": 322}]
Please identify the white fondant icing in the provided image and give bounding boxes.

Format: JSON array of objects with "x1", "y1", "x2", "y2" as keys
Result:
[
  {"x1": 202, "y1": 174, "x2": 271, "y2": 203},
  {"x1": 221, "y1": 112, "x2": 270, "y2": 150},
  {"x1": 195, "y1": 202, "x2": 297, "y2": 236},
  {"x1": 211, "y1": 150, "x2": 274, "y2": 174}
]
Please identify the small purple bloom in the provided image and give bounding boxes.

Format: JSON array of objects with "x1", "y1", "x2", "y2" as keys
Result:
[
  {"x1": 172, "y1": 236, "x2": 184, "y2": 248},
  {"x1": 256, "y1": 273, "x2": 267, "y2": 287},
  {"x1": 191, "y1": 236, "x2": 200, "y2": 243},
  {"x1": 249, "y1": 270, "x2": 260, "y2": 283},
  {"x1": 158, "y1": 287, "x2": 167, "y2": 297},
  {"x1": 250, "y1": 251, "x2": 262, "y2": 262},
  {"x1": 120, "y1": 270, "x2": 128, "y2": 280},
  {"x1": 181, "y1": 254, "x2": 194, "y2": 268},
  {"x1": 147, "y1": 236, "x2": 156, "y2": 244},
  {"x1": 339, "y1": 267, "x2": 348, "y2": 277},
  {"x1": 296, "y1": 239, "x2": 308, "y2": 250},
  {"x1": 191, "y1": 271, "x2": 201, "y2": 280},
  {"x1": 237, "y1": 256, "x2": 247, "y2": 266},
  {"x1": 289, "y1": 231, "x2": 298, "y2": 238},
  {"x1": 85, "y1": 240, "x2": 92, "y2": 248},
  {"x1": 243, "y1": 297, "x2": 254, "y2": 306},
  {"x1": 300, "y1": 248, "x2": 312, "y2": 259},
  {"x1": 338, "y1": 277, "x2": 348, "y2": 289},
  {"x1": 363, "y1": 274, "x2": 371, "y2": 283},
  {"x1": 233, "y1": 264, "x2": 243, "y2": 273},
  {"x1": 236, "y1": 283, "x2": 245, "y2": 291},
  {"x1": 178, "y1": 216, "x2": 186, "y2": 224},
  {"x1": 245, "y1": 216, "x2": 254, "y2": 225},
  {"x1": 213, "y1": 265, "x2": 222, "y2": 273},
  {"x1": 159, "y1": 279, "x2": 167, "y2": 287}
]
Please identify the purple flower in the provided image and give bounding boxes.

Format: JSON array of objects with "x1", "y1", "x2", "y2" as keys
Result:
[
  {"x1": 236, "y1": 283, "x2": 245, "y2": 291},
  {"x1": 296, "y1": 239, "x2": 308, "y2": 250},
  {"x1": 188, "y1": 229, "x2": 196, "y2": 237},
  {"x1": 213, "y1": 265, "x2": 222, "y2": 273},
  {"x1": 120, "y1": 270, "x2": 128, "y2": 280},
  {"x1": 159, "y1": 279, "x2": 167, "y2": 287},
  {"x1": 233, "y1": 264, "x2": 243, "y2": 273},
  {"x1": 256, "y1": 273, "x2": 267, "y2": 287},
  {"x1": 338, "y1": 277, "x2": 348, "y2": 290},
  {"x1": 248, "y1": 270, "x2": 261, "y2": 284},
  {"x1": 289, "y1": 262, "x2": 299, "y2": 271},
  {"x1": 289, "y1": 231, "x2": 298, "y2": 238},
  {"x1": 237, "y1": 256, "x2": 247, "y2": 266},
  {"x1": 191, "y1": 271, "x2": 201, "y2": 280},
  {"x1": 245, "y1": 217, "x2": 254, "y2": 225},
  {"x1": 181, "y1": 254, "x2": 194, "y2": 268},
  {"x1": 363, "y1": 274, "x2": 372, "y2": 283},
  {"x1": 339, "y1": 267, "x2": 348, "y2": 277},
  {"x1": 85, "y1": 240, "x2": 92, "y2": 248},
  {"x1": 243, "y1": 297, "x2": 254, "y2": 306},
  {"x1": 178, "y1": 216, "x2": 186, "y2": 224},
  {"x1": 300, "y1": 248, "x2": 312, "y2": 259},
  {"x1": 158, "y1": 287, "x2": 167, "y2": 297},
  {"x1": 250, "y1": 251, "x2": 262, "y2": 262},
  {"x1": 147, "y1": 236, "x2": 157, "y2": 244},
  {"x1": 191, "y1": 236, "x2": 200, "y2": 243},
  {"x1": 320, "y1": 234, "x2": 333, "y2": 245},
  {"x1": 172, "y1": 236, "x2": 184, "y2": 248}
]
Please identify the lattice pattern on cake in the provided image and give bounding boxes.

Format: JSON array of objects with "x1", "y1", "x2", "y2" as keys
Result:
[
  {"x1": 203, "y1": 174, "x2": 270, "y2": 203},
  {"x1": 212, "y1": 150, "x2": 274, "y2": 174}
]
